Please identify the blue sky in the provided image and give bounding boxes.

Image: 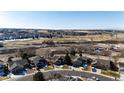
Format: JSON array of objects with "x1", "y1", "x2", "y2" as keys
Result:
[{"x1": 0, "y1": 11, "x2": 124, "y2": 29}]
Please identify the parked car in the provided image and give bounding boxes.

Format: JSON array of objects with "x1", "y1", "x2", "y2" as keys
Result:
[
  {"x1": 55, "y1": 57, "x2": 65, "y2": 66},
  {"x1": 11, "y1": 66, "x2": 27, "y2": 75},
  {"x1": 92, "y1": 67, "x2": 97, "y2": 72},
  {"x1": 36, "y1": 57, "x2": 48, "y2": 69}
]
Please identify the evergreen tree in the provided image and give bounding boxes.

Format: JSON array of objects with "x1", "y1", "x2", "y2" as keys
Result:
[
  {"x1": 33, "y1": 72, "x2": 45, "y2": 81},
  {"x1": 87, "y1": 58, "x2": 93, "y2": 66},
  {"x1": 65, "y1": 53, "x2": 72, "y2": 66},
  {"x1": 21, "y1": 53, "x2": 29, "y2": 60}
]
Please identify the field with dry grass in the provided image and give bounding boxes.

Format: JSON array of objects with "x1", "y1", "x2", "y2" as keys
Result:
[{"x1": 2, "y1": 32, "x2": 124, "y2": 63}]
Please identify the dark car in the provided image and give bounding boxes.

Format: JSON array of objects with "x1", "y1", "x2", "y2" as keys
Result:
[
  {"x1": 55, "y1": 57, "x2": 65, "y2": 66},
  {"x1": 24, "y1": 62, "x2": 35, "y2": 69},
  {"x1": 92, "y1": 67, "x2": 97, "y2": 72},
  {"x1": 11, "y1": 67, "x2": 27, "y2": 75},
  {"x1": 36, "y1": 58, "x2": 48, "y2": 69}
]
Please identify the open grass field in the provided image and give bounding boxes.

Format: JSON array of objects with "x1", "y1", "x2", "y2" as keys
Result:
[
  {"x1": 2, "y1": 33, "x2": 124, "y2": 63},
  {"x1": 4, "y1": 33, "x2": 124, "y2": 48}
]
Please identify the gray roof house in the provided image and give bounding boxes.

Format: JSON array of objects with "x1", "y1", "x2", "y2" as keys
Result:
[{"x1": 8, "y1": 59, "x2": 28, "y2": 70}]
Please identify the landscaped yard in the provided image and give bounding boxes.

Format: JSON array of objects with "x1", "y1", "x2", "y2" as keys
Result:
[{"x1": 101, "y1": 70, "x2": 120, "y2": 78}]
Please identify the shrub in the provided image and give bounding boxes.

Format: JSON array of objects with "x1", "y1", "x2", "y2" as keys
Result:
[
  {"x1": 53, "y1": 74, "x2": 63, "y2": 79},
  {"x1": 62, "y1": 65, "x2": 69, "y2": 69},
  {"x1": 110, "y1": 61, "x2": 119, "y2": 71},
  {"x1": 21, "y1": 53, "x2": 29, "y2": 59},
  {"x1": 33, "y1": 72, "x2": 45, "y2": 81}
]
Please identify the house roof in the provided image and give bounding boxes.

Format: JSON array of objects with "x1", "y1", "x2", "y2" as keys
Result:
[
  {"x1": 8, "y1": 59, "x2": 28, "y2": 69},
  {"x1": 29, "y1": 56, "x2": 47, "y2": 64}
]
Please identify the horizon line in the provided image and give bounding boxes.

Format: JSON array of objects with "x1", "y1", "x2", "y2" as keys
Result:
[{"x1": 0, "y1": 27, "x2": 123, "y2": 31}]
